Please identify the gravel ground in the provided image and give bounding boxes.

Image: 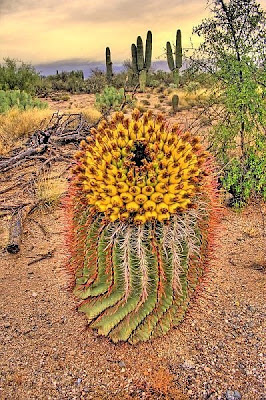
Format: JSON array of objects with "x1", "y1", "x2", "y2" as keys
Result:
[{"x1": 0, "y1": 204, "x2": 265, "y2": 400}]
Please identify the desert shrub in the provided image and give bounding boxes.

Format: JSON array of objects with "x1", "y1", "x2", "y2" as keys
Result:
[
  {"x1": 44, "y1": 70, "x2": 86, "y2": 94},
  {"x1": 220, "y1": 142, "x2": 266, "y2": 207},
  {"x1": 0, "y1": 90, "x2": 48, "y2": 113},
  {"x1": 35, "y1": 168, "x2": 67, "y2": 209},
  {"x1": 193, "y1": 0, "x2": 265, "y2": 206},
  {"x1": 86, "y1": 69, "x2": 107, "y2": 94},
  {"x1": 95, "y1": 86, "x2": 125, "y2": 111},
  {"x1": 0, "y1": 108, "x2": 52, "y2": 154},
  {"x1": 80, "y1": 107, "x2": 101, "y2": 124},
  {"x1": 0, "y1": 58, "x2": 41, "y2": 95},
  {"x1": 147, "y1": 70, "x2": 174, "y2": 87}
]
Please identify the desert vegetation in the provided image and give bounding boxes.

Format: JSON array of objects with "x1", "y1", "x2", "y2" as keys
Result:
[{"x1": 0, "y1": 0, "x2": 265, "y2": 399}]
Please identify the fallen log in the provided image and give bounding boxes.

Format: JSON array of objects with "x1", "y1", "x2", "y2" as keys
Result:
[{"x1": 6, "y1": 205, "x2": 32, "y2": 254}]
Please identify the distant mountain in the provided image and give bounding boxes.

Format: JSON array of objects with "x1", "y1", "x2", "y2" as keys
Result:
[{"x1": 34, "y1": 59, "x2": 189, "y2": 77}]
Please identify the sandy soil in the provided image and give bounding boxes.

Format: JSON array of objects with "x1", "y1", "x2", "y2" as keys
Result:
[
  {"x1": 0, "y1": 99, "x2": 265, "y2": 399},
  {"x1": 0, "y1": 203, "x2": 265, "y2": 400}
]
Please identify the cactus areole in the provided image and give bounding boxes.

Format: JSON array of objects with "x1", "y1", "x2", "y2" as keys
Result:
[{"x1": 66, "y1": 109, "x2": 220, "y2": 343}]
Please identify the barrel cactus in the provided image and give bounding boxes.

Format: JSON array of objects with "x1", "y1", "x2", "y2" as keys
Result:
[{"x1": 66, "y1": 109, "x2": 220, "y2": 343}]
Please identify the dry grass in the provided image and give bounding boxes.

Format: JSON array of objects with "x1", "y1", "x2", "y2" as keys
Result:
[
  {"x1": 35, "y1": 168, "x2": 67, "y2": 209},
  {"x1": 0, "y1": 108, "x2": 52, "y2": 155},
  {"x1": 66, "y1": 106, "x2": 101, "y2": 124},
  {"x1": 169, "y1": 88, "x2": 212, "y2": 109}
]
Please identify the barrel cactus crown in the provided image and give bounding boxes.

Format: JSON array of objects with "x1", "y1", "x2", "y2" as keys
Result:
[{"x1": 67, "y1": 109, "x2": 220, "y2": 344}]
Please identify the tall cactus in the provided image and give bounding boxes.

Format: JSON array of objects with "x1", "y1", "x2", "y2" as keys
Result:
[
  {"x1": 105, "y1": 47, "x2": 113, "y2": 83},
  {"x1": 131, "y1": 31, "x2": 152, "y2": 91},
  {"x1": 166, "y1": 29, "x2": 183, "y2": 86},
  {"x1": 66, "y1": 109, "x2": 220, "y2": 343}
]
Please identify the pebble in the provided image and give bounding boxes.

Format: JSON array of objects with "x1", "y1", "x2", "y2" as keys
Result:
[
  {"x1": 225, "y1": 390, "x2": 242, "y2": 400},
  {"x1": 182, "y1": 360, "x2": 195, "y2": 370},
  {"x1": 32, "y1": 292, "x2": 38, "y2": 298},
  {"x1": 118, "y1": 360, "x2": 126, "y2": 368}
]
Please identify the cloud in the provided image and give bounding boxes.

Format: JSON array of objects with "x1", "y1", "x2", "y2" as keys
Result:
[{"x1": 0, "y1": 0, "x2": 215, "y2": 63}]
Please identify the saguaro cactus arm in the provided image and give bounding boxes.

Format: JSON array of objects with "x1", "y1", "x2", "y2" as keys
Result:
[
  {"x1": 176, "y1": 29, "x2": 182, "y2": 69},
  {"x1": 144, "y1": 30, "x2": 152, "y2": 70},
  {"x1": 166, "y1": 41, "x2": 175, "y2": 71}
]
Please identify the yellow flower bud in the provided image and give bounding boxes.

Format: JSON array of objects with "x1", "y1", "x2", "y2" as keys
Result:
[
  {"x1": 150, "y1": 192, "x2": 164, "y2": 203},
  {"x1": 104, "y1": 185, "x2": 117, "y2": 196},
  {"x1": 156, "y1": 203, "x2": 169, "y2": 214},
  {"x1": 135, "y1": 194, "x2": 148, "y2": 205},
  {"x1": 111, "y1": 195, "x2": 123, "y2": 207},
  {"x1": 126, "y1": 201, "x2": 140, "y2": 212},
  {"x1": 120, "y1": 212, "x2": 130, "y2": 221},
  {"x1": 163, "y1": 193, "x2": 176, "y2": 205},
  {"x1": 157, "y1": 212, "x2": 170, "y2": 222},
  {"x1": 109, "y1": 213, "x2": 120, "y2": 222},
  {"x1": 168, "y1": 203, "x2": 182, "y2": 213},
  {"x1": 143, "y1": 200, "x2": 156, "y2": 211},
  {"x1": 142, "y1": 185, "x2": 154, "y2": 196},
  {"x1": 117, "y1": 182, "x2": 129, "y2": 193},
  {"x1": 134, "y1": 215, "x2": 147, "y2": 224},
  {"x1": 145, "y1": 211, "x2": 157, "y2": 221},
  {"x1": 155, "y1": 182, "x2": 168, "y2": 194},
  {"x1": 120, "y1": 192, "x2": 134, "y2": 204},
  {"x1": 129, "y1": 186, "x2": 141, "y2": 196}
]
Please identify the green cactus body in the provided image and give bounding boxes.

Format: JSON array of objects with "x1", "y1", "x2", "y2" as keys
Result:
[
  {"x1": 131, "y1": 31, "x2": 152, "y2": 91},
  {"x1": 67, "y1": 110, "x2": 220, "y2": 343},
  {"x1": 166, "y1": 30, "x2": 183, "y2": 86},
  {"x1": 172, "y1": 94, "x2": 179, "y2": 113},
  {"x1": 105, "y1": 47, "x2": 113, "y2": 83}
]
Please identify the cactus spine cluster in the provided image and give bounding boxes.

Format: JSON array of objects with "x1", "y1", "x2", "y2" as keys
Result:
[
  {"x1": 67, "y1": 109, "x2": 220, "y2": 343},
  {"x1": 167, "y1": 30, "x2": 182, "y2": 86},
  {"x1": 105, "y1": 47, "x2": 113, "y2": 83},
  {"x1": 131, "y1": 31, "x2": 152, "y2": 91}
]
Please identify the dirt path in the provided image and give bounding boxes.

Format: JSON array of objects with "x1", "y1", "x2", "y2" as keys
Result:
[{"x1": 0, "y1": 204, "x2": 265, "y2": 400}]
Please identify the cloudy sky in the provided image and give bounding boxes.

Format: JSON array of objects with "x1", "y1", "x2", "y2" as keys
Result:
[{"x1": 0, "y1": 0, "x2": 265, "y2": 66}]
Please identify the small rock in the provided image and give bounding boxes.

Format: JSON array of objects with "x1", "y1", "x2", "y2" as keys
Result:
[
  {"x1": 4, "y1": 322, "x2": 11, "y2": 328},
  {"x1": 121, "y1": 368, "x2": 126, "y2": 373},
  {"x1": 225, "y1": 390, "x2": 242, "y2": 400},
  {"x1": 32, "y1": 292, "x2": 38, "y2": 298},
  {"x1": 118, "y1": 361, "x2": 126, "y2": 368},
  {"x1": 182, "y1": 360, "x2": 195, "y2": 370},
  {"x1": 83, "y1": 387, "x2": 89, "y2": 393},
  {"x1": 76, "y1": 378, "x2": 82, "y2": 385}
]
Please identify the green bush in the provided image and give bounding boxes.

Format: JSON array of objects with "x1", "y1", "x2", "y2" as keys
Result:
[
  {"x1": 221, "y1": 139, "x2": 266, "y2": 207},
  {"x1": 0, "y1": 58, "x2": 42, "y2": 95},
  {"x1": 95, "y1": 86, "x2": 126, "y2": 112},
  {"x1": 0, "y1": 90, "x2": 48, "y2": 113}
]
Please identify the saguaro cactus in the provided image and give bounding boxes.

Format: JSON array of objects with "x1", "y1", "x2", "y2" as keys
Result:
[
  {"x1": 131, "y1": 31, "x2": 152, "y2": 91},
  {"x1": 167, "y1": 29, "x2": 182, "y2": 86},
  {"x1": 67, "y1": 109, "x2": 220, "y2": 343},
  {"x1": 105, "y1": 47, "x2": 113, "y2": 83}
]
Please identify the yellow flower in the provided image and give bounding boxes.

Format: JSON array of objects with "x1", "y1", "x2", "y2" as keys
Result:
[
  {"x1": 150, "y1": 192, "x2": 164, "y2": 203},
  {"x1": 126, "y1": 201, "x2": 140, "y2": 212},
  {"x1": 143, "y1": 200, "x2": 156, "y2": 211},
  {"x1": 120, "y1": 192, "x2": 134, "y2": 203},
  {"x1": 135, "y1": 194, "x2": 148, "y2": 205},
  {"x1": 73, "y1": 109, "x2": 208, "y2": 224},
  {"x1": 134, "y1": 215, "x2": 147, "y2": 224},
  {"x1": 129, "y1": 186, "x2": 142, "y2": 196},
  {"x1": 157, "y1": 213, "x2": 170, "y2": 222}
]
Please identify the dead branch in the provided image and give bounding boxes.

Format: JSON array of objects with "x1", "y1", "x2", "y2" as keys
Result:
[
  {"x1": 27, "y1": 249, "x2": 55, "y2": 265},
  {"x1": 6, "y1": 205, "x2": 32, "y2": 254}
]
